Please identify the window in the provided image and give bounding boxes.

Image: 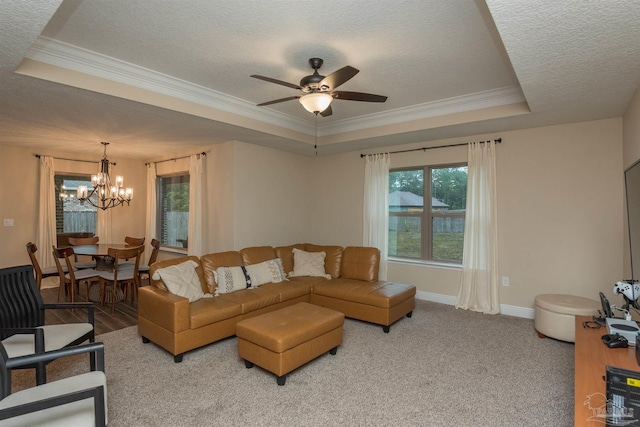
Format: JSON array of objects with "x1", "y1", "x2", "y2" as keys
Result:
[
  {"x1": 156, "y1": 174, "x2": 190, "y2": 249},
  {"x1": 55, "y1": 174, "x2": 96, "y2": 234},
  {"x1": 388, "y1": 164, "x2": 467, "y2": 263}
]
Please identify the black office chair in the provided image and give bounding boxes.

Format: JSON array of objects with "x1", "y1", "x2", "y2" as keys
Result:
[{"x1": 0, "y1": 265, "x2": 96, "y2": 385}]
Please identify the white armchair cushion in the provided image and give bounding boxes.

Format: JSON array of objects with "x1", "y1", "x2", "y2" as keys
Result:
[
  {"x1": 2, "y1": 324, "x2": 94, "y2": 359},
  {"x1": 0, "y1": 371, "x2": 107, "y2": 427}
]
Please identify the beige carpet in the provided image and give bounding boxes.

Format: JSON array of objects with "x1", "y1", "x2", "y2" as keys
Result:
[{"x1": 10, "y1": 300, "x2": 574, "y2": 426}]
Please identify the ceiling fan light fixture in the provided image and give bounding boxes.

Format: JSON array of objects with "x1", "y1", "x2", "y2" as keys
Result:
[{"x1": 299, "y1": 92, "x2": 333, "y2": 114}]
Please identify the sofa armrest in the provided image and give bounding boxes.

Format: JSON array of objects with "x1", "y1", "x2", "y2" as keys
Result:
[{"x1": 138, "y1": 286, "x2": 190, "y2": 333}]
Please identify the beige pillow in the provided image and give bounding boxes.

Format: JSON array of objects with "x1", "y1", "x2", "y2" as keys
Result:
[
  {"x1": 214, "y1": 266, "x2": 252, "y2": 295},
  {"x1": 152, "y1": 260, "x2": 206, "y2": 302},
  {"x1": 246, "y1": 258, "x2": 287, "y2": 287},
  {"x1": 288, "y1": 248, "x2": 331, "y2": 279}
]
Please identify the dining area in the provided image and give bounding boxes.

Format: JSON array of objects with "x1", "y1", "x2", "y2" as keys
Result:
[{"x1": 26, "y1": 236, "x2": 160, "y2": 314}]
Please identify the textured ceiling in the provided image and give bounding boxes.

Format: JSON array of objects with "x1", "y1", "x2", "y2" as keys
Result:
[{"x1": 0, "y1": 0, "x2": 639, "y2": 160}]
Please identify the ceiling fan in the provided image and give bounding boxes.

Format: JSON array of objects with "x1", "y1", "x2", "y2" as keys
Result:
[{"x1": 251, "y1": 58, "x2": 387, "y2": 117}]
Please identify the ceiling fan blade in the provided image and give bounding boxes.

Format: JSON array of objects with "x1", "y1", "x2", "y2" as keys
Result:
[
  {"x1": 332, "y1": 91, "x2": 388, "y2": 103},
  {"x1": 250, "y1": 75, "x2": 302, "y2": 90},
  {"x1": 320, "y1": 105, "x2": 333, "y2": 117},
  {"x1": 319, "y1": 66, "x2": 359, "y2": 90},
  {"x1": 256, "y1": 96, "x2": 300, "y2": 106}
]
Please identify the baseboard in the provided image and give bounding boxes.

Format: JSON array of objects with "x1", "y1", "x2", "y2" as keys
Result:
[{"x1": 415, "y1": 291, "x2": 534, "y2": 319}]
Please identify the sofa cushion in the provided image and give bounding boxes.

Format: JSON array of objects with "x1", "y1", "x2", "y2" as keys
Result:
[
  {"x1": 201, "y1": 251, "x2": 243, "y2": 294},
  {"x1": 189, "y1": 297, "x2": 243, "y2": 329},
  {"x1": 245, "y1": 258, "x2": 287, "y2": 287},
  {"x1": 152, "y1": 260, "x2": 206, "y2": 302},
  {"x1": 312, "y1": 279, "x2": 416, "y2": 308},
  {"x1": 304, "y1": 244, "x2": 343, "y2": 278},
  {"x1": 259, "y1": 281, "x2": 312, "y2": 302},
  {"x1": 340, "y1": 246, "x2": 380, "y2": 282},
  {"x1": 214, "y1": 266, "x2": 252, "y2": 295},
  {"x1": 240, "y1": 246, "x2": 276, "y2": 265},
  {"x1": 217, "y1": 287, "x2": 282, "y2": 314},
  {"x1": 274, "y1": 244, "x2": 305, "y2": 275},
  {"x1": 289, "y1": 248, "x2": 331, "y2": 279}
]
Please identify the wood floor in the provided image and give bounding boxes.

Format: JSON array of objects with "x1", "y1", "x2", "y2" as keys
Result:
[{"x1": 40, "y1": 286, "x2": 138, "y2": 335}]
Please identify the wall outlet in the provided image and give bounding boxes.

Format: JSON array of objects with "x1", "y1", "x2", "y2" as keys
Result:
[
  {"x1": 502, "y1": 276, "x2": 510, "y2": 287},
  {"x1": 3, "y1": 219, "x2": 14, "y2": 227}
]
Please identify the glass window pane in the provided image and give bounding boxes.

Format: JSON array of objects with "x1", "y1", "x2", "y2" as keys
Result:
[
  {"x1": 432, "y1": 217, "x2": 465, "y2": 262},
  {"x1": 55, "y1": 175, "x2": 96, "y2": 234},
  {"x1": 431, "y1": 166, "x2": 467, "y2": 213},
  {"x1": 157, "y1": 175, "x2": 190, "y2": 248},
  {"x1": 389, "y1": 216, "x2": 421, "y2": 258},
  {"x1": 389, "y1": 170, "x2": 424, "y2": 213}
]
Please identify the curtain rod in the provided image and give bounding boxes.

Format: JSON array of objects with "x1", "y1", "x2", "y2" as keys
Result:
[
  {"x1": 145, "y1": 151, "x2": 207, "y2": 166},
  {"x1": 33, "y1": 154, "x2": 112, "y2": 165},
  {"x1": 359, "y1": 138, "x2": 501, "y2": 158}
]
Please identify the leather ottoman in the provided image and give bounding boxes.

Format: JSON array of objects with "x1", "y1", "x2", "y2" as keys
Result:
[{"x1": 236, "y1": 302, "x2": 344, "y2": 385}]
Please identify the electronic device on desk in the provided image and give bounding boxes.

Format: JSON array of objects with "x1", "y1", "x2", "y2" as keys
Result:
[
  {"x1": 600, "y1": 292, "x2": 640, "y2": 346},
  {"x1": 605, "y1": 366, "x2": 640, "y2": 426}
]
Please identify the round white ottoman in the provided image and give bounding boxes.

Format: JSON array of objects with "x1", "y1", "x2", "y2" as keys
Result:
[{"x1": 534, "y1": 294, "x2": 600, "y2": 342}]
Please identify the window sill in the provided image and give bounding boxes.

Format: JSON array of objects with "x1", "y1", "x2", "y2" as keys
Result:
[
  {"x1": 388, "y1": 257, "x2": 462, "y2": 270},
  {"x1": 159, "y1": 246, "x2": 188, "y2": 256}
]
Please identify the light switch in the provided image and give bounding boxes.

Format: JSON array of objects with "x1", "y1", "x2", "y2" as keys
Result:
[{"x1": 3, "y1": 219, "x2": 14, "y2": 227}]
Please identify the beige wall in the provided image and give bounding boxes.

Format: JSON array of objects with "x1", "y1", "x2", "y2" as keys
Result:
[
  {"x1": 0, "y1": 116, "x2": 628, "y2": 314},
  {"x1": 308, "y1": 118, "x2": 624, "y2": 311},
  {"x1": 0, "y1": 144, "x2": 146, "y2": 269}
]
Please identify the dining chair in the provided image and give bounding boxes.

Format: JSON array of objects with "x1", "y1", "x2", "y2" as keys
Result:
[
  {"x1": 0, "y1": 341, "x2": 107, "y2": 426},
  {"x1": 122, "y1": 238, "x2": 160, "y2": 286},
  {"x1": 68, "y1": 236, "x2": 99, "y2": 269},
  {"x1": 26, "y1": 242, "x2": 64, "y2": 290},
  {"x1": 52, "y1": 247, "x2": 100, "y2": 303},
  {"x1": 98, "y1": 245, "x2": 144, "y2": 313},
  {"x1": 124, "y1": 236, "x2": 145, "y2": 246},
  {"x1": 0, "y1": 265, "x2": 96, "y2": 385}
]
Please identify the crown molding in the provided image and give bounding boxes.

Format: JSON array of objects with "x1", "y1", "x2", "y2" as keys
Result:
[
  {"x1": 25, "y1": 36, "x2": 316, "y2": 134},
  {"x1": 25, "y1": 37, "x2": 525, "y2": 140},
  {"x1": 317, "y1": 86, "x2": 526, "y2": 136}
]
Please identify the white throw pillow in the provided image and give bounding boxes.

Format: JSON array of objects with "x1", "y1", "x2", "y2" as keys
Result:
[
  {"x1": 245, "y1": 258, "x2": 287, "y2": 287},
  {"x1": 151, "y1": 260, "x2": 205, "y2": 302},
  {"x1": 288, "y1": 248, "x2": 331, "y2": 279},
  {"x1": 214, "y1": 266, "x2": 252, "y2": 295}
]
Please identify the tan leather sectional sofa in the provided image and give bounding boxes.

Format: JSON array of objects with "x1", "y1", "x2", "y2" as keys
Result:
[{"x1": 138, "y1": 244, "x2": 416, "y2": 362}]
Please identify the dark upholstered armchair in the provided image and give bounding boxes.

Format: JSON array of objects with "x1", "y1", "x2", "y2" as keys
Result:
[
  {"x1": 0, "y1": 341, "x2": 107, "y2": 426},
  {"x1": 0, "y1": 265, "x2": 96, "y2": 385}
]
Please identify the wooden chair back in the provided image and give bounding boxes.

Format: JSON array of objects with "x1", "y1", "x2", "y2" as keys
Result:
[
  {"x1": 108, "y1": 246, "x2": 144, "y2": 279},
  {"x1": 25, "y1": 243, "x2": 43, "y2": 286},
  {"x1": 124, "y1": 236, "x2": 145, "y2": 246},
  {"x1": 0, "y1": 265, "x2": 45, "y2": 339},
  {"x1": 148, "y1": 239, "x2": 161, "y2": 265},
  {"x1": 68, "y1": 236, "x2": 99, "y2": 246}
]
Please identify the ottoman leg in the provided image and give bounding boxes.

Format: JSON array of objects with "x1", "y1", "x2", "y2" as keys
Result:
[
  {"x1": 244, "y1": 360, "x2": 254, "y2": 368},
  {"x1": 277, "y1": 375, "x2": 286, "y2": 386},
  {"x1": 383, "y1": 325, "x2": 390, "y2": 333},
  {"x1": 329, "y1": 346, "x2": 338, "y2": 355}
]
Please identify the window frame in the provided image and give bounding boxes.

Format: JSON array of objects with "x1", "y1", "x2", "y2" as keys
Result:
[
  {"x1": 155, "y1": 172, "x2": 190, "y2": 251},
  {"x1": 389, "y1": 162, "x2": 467, "y2": 265}
]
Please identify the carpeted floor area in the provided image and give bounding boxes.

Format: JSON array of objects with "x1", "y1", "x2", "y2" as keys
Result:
[{"x1": 10, "y1": 300, "x2": 574, "y2": 426}]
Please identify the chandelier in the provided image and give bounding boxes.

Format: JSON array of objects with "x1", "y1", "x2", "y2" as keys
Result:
[{"x1": 77, "y1": 142, "x2": 133, "y2": 210}]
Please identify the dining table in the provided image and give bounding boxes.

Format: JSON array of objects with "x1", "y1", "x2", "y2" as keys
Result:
[{"x1": 72, "y1": 244, "x2": 137, "y2": 271}]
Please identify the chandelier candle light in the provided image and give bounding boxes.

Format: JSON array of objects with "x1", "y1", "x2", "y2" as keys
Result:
[{"x1": 77, "y1": 142, "x2": 133, "y2": 210}]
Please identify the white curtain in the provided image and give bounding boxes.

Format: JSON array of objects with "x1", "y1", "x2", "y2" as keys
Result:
[
  {"x1": 456, "y1": 141, "x2": 500, "y2": 314},
  {"x1": 188, "y1": 154, "x2": 205, "y2": 256},
  {"x1": 363, "y1": 153, "x2": 390, "y2": 280},
  {"x1": 96, "y1": 206, "x2": 112, "y2": 243},
  {"x1": 145, "y1": 163, "x2": 157, "y2": 254},
  {"x1": 36, "y1": 156, "x2": 57, "y2": 268}
]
